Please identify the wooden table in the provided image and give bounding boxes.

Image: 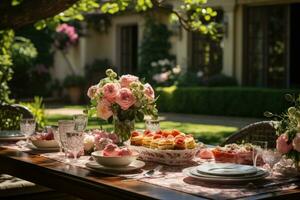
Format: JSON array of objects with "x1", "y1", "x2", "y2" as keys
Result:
[{"x1": 0, "y1": 147, "x2": 300, "y2": 200}]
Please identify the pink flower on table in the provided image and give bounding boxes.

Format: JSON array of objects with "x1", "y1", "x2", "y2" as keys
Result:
[
  {"x1": 144, "y1": 83, "x2": 155, "y2": 100},
  {"x1": 276, "y1": 133, "x2": 293, "y2": 154},
  {"x1": 292, "y1": 133, "x2": 300, "y2": 152},
  {"x1": 108, "y1": 133, "x2": 119, "y2": 144},
  {"x1": 116, "y1": 88, "x2": 136, "y2": 110},
  {"x1": 87, "y1": 85, "x2": 99, "y2": 99},
  {"x1": 120, "y1": 75, "x2": 139, "y2": 88},
  {"x1": 102, "y1": 83, "x2": 120, "y2": 103},
  {"x1": 96, "y1": 99, "x2": 113, "y2": 120}
]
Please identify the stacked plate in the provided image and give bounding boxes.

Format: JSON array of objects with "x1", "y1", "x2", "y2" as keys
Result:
[{"x1": 183, "y1": 163, "x2": 269, "y2": 184}]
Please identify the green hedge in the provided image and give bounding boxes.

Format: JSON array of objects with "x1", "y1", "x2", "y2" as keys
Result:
[{"x1": 156, "y1": 87, "x2": 300, "y2": 118}]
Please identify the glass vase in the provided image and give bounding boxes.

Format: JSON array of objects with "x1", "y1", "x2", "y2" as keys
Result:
[{"x1": 113, "y1": 116, "x2": 135, "y2": 144}]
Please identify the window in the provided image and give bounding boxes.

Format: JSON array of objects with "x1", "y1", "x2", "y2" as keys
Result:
[
  {"x1": 190, "y1": 10, "x2": 223, "y2": 76},
  {"x1": 243, "y1": 5, "x2": 288, "y2": 88}
]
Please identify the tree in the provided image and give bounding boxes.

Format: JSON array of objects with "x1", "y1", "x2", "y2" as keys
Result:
[{"x1": 0, "y1": 0, "x2": 221, "y2": 103}]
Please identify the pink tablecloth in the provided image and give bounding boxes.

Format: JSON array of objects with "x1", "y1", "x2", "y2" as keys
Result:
[{"x1": 2, "y1": 144, "x2": 299, "y2": 200}]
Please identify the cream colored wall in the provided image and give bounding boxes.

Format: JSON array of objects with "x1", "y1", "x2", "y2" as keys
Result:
[{"x1": 52, "y1": 38, "x2": 84, "y2": 82}]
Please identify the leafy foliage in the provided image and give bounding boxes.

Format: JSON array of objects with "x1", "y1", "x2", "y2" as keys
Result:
[
  {"x1": 20, "y1": 96, "x2": 47, "y2": 128},
  {"x1": 264, "y1": 94, "x2": 300, "y2": 163},
  {"x1": 0, "y1": 29, "x2": 15, "y2": 104},
  {"x1": 139, "y1": 19, "x2": 175, "y2": 84}
]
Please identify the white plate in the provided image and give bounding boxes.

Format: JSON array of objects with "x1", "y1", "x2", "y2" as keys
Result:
[
  {"x1": 27, "y1": 143, "x2": 59, "y2": 151},
  {"x1": 86, "y1": 160, "x2": 145, "y2": 172},
  {"x1": 190, "y1": 167, "x2": 267, "y2": 180},
  {"x1": 183, "y1": 167, "x2": 268, "y2": 184},
  {"x1": 197, "y1": 163, "x2": 258, "y2": 176}
]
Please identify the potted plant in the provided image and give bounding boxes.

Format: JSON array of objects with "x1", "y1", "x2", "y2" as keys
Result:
[{"x1": 63, "y1": 75, "x2": 85, "y2": 104}]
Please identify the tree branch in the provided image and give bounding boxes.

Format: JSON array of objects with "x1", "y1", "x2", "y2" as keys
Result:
[
  {"x1": 150, "y1": 0, "x2": 191, "y2": 32},
  {"x1": 0, "y1": 0, "x2": 79, "y2": 30}
]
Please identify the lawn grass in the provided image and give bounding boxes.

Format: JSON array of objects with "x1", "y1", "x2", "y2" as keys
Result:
[{"x1": 46, "y1": 114, "x2": 238, "y2": 145}]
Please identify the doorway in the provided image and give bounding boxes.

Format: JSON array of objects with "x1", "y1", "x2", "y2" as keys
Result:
[{"x1": 118, "y1": 25, "x2": 138, "y2": 74}]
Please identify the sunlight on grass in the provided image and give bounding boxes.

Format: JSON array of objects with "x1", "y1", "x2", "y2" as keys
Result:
[{"x1": 46, "y1": 114, "x2": 238, "y2": 144}]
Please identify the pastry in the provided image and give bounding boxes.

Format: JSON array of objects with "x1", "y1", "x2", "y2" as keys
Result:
[
  {"x1": 158, "y1": 135, "x2": 174, "y2": 150},
  {"x1": 150, "y1": 134, "x2": 162, "y2": 149},
  {"x1": 130, "y1": 131, "x2": 143, "y2": 146},
  {"x1": 142, "y1": 133, "x2": 154, "y2": 147},
  {"x1": 185, "y1": 137, "x2": 196, "y2": 149},
  {"x1": 174, "y1": 136, "x2": 186, "y2": 150}
]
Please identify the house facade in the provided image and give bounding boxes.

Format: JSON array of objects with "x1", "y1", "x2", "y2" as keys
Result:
[{"x1": 53, "y1": 0, "x2": 300, "y2": 88}]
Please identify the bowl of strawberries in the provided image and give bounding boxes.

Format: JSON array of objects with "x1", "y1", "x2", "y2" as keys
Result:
[
  {"x1": 91, "y1": 144, "x2": 138, "y2": 167},
  {"x1": 30, "y1": 128, "x2": 59, "y2": 148}
]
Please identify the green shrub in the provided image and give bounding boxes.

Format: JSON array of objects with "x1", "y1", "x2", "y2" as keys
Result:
[
  {"x1": 156, "y1": 87, "x2": 299, "y2": 117},
  {"x1": 20, "y1": 96, "x2": 46, "y2": 128}
]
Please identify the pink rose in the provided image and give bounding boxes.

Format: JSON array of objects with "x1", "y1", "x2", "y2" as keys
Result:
[
  {"x1": 96, "y1": 99, "x2": 113, "y2": 120},
  {"x1": 87, "y1": 85, "x2": 99, "y2": 99},
  {"x1": 120, "y1": 75, "x2": 139, "y2": 88},
  {"x1": 292, "y1": 133, "x2": 300, "y2": 152},
  {"x1": 144, "y1": 83, "x2": 155, "y2": 100},
  {"x1": 115, "y1": 88, "x2": 136, "y2": 110},
  {"x1": 276, "y1": 134, "x2": 293, "y2": 154},
  {"x1": 102, "y1": 83, "x2": 120, "y2": 103}
]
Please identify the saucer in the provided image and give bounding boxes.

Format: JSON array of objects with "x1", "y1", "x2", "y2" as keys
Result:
[{"x1": 86, "y1": 160, "x2": 145, "y2": 172}]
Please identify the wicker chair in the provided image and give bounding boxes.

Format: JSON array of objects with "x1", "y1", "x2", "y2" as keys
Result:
[
  {"x1": 221, "y1": 121, "x2": 277, "y2": 148},
  {"x1": 0, "y1": 103, "x2": 34, "y2": 131},
  {"x1": 0, "y1": 104, "x2": 51, "y2": 199}
]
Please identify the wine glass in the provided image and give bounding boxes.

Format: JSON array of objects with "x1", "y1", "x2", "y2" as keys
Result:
[
  {"x1": 65, "y1": 131, "x2": 84, "y2": 163},
  {"x1": 252, "y1": 141, "x2": 268, "y2": 167},
  {"x1": 58, "y1": 120, "x2": 75, "y2": 160},
  {"x1": 20, "y1": 118, "x2": 36, "y2": 147},
  {"x1": 50, "y1": 126, "x2": 64, "y2": 155},
  {"x1": 262, "y1": 149, "x2": 282, "y2": 177},
  {"x1": 145, "y1": 119, "x2": 160, "y2": 132},
  {"x1": 73, "y1": 114, "x2": 88, "y2": 131}
]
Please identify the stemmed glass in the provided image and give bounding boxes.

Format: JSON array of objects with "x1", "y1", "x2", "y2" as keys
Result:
[
  {"x1": 65, "y1": 131, "x2": 84, "y2": 163},
  {"x1": 145, "y1": 119, "x2": 160, "y2": 132},
  {"x1": 252, "y1": 141, "x2": 268, "y2": 167},
  {"x1": 20, "y1": 118, "x2": 36, "y2": 148},
  {"x1": 73, "y1": 114, "x2": 88, "y2": 131},
  {"x1": 58, "y1": 120, "x2": 75, "y2": 160},
  {"x1": 50, "y1": 126, "x2": 64, "y2": 155},
  {"x1": 262, "y1": 149, "x2": 282, "y2": 177}
]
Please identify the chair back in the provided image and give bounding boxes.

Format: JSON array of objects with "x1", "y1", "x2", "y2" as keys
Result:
[
  {"x1": 0, "y1": 104, "x2": 34, "y2": 130},
  {"x1": 221, "y1": 121, "x2": 277, "y2": 148}
]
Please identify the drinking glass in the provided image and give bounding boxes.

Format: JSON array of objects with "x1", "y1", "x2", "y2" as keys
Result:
[
  {"x1": 262, "y1": 149, "x2": 282, "y2": 177},
  {"x1": 252, "y1": 141, "x2": 268, "y2": 167},
  {"x1": 73, "y1": 114, "x2": 88, "y2": 131},
  {"x1": 145, "y1": 119, "x2": 160, "y2": 132},
  {"x1": 58, "y1": 120, "x2": 75, "y2": 159},
  {"x1": 20, "y1": 118, "x2": 36, "y2": 147},
  {"x1": 65, "y1": 131, "x2": 84, "y2": 163},
  {"x1": 50, "y1": 126, "x2": 64, "y2": 154}
]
